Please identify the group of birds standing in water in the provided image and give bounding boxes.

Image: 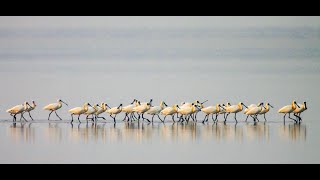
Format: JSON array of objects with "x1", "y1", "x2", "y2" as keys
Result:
[{"x1": 5, "y1": 99, "x2": 307, "y2": 124}]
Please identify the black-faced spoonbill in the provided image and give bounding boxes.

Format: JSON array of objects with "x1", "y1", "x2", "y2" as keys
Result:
[
  {"x1": 105, "y1": 103, "x2": 123, "y2": 123},
  {"x1": 224, "y1": 102, "x2": 248, "y2": 123},
  {"x1": 293, "y1": 101, "x2": 307, "y2": 122},
  {"x1": 160, "y1": 104, "x2": 178, "y2": 122},
  {"x1": 258, "y1": 103, "x2": 273, "y2": 121},
  {"x1": 278, "y1": 101, "x2": 300, "y2": 123},
  {"x1": 244, "y1": 103, "x2": 263, "y2": 122},
  {"x1": 122, "y1": 99, "x2": 138, "y2": 122},
  {"x1": 133, "y1": 102, "x2": 151, "y2": 122},
  {"x1": 245, "y1": 103, "x2": 265, "y2": 122},
  {"x1": 95, "y1": 103, "x2": 107, "y2": 121},
  {"x1": 43, "y1": 99, "x2": 68, "y2": 120},
  {"x1": 146, "y1": 101, "x2": 168, "y2": 122},
  {"x1": 6, "y1": 101, "x2": 32, "y2": 122},
  {"x1": 201, "y1": 104, "x2": 224, "y2": 123},
  {"x1": 23, "y1": 100, "x2": 36, "y2": 120},
  {"x1": 85, "y1": 104, "x2": 99, "y2": 122},
  {"x1": 68, "y1": 103, "x2": 92, "y2": 123}
]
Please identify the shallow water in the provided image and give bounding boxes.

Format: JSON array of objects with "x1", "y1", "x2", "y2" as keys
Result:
[
  {"x1": 0, "y1": 117, "x2": 318, "y2": 163},
  {"x1": 0, "y1": 17, "x2": 320, "y2": 163}
]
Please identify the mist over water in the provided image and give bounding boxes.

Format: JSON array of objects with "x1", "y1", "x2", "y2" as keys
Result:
[{"x1": 0, "y1": 17, "x2": 319, "y2": 163}]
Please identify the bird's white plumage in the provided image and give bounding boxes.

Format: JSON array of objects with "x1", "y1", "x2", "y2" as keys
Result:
[
  {"x1": 160, "y1": 105, "x2": 177, "y2": 115},
  {"x1": 6, "y1": 102, "x2": 28, "y2": 114},
  {"x1": 69, "y1": 103, "x2": 90, "y2": 115},
  {"x1": 225, "y1": 103, "x2": 244, "y2": 113},
  {"x1": 85, "y1": 105, "x2": 98, "y2": 115},
  {"x1": 246, "y1": 106, "x2": 263, "y2": 115},
  {"x1": 294, "y1": 103, "x2": 306, "y2": 113},
  {"x1": 106, "y1": 105, "x2": 122, "y2": 115},
  {"x1": 201, "y1": 104, "x2": 220, "y2": 114},
  {"x1": 133, "y1": 103, "x2": 150, "y2": 113},
  {"x1": 278, "y1": 101, "x2": 297, "y2": 113}
]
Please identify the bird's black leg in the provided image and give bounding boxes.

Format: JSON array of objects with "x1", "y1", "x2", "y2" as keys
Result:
[
  {"x1": 78, "y1": 114, "x2": 81, "y2": 123},
  {"x1": 245, "y1": 115, "x2": 249, "y2": 122},
  {"x1": 71, "y1": 114, "x2": 74, "y2": 123},
  {"x1": 28, "y1": 112, "x2": 34, "y2": 121},
  {"x1": 288, "y1": 113, "x2": 297, "y2": 123},
  {"x1": 157, "y1": 114, "x2": 163, "y2": 122},
  {"x1": 48, "y1": 111, "x2": 54, "y2": 120},
  {"x1": 142, "y1": 113, "x2": 150, "y2": 122},
  {"x1": 202, "y1": 114, "x2": 208, "y2": 123},
  {"x1": 21, "y1": 113, "x2": 27, "y2": 122},
  {"x1": 55, "y1": 111, "x2": 62, "y2": 120}
]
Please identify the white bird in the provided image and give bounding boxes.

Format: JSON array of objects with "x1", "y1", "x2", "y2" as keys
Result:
[
  {"x1": 68, "y1": 103, "x2": 92, "y2": 123},
  {"x1": 6, "y1": 101, "x2": 32, "y2": 121},
  {"x1": 244, "y1": 103, "x2": 262, "y2": 114},
  {"x1": 122, "y1": 99, "x2": 139, "y2": 121},
  {"x1": 201, "y1": 104, "x2": 223, "y2": 123},
  {"x1": 258, "y1": 103, "x2": 273, "y2": 121},
  {"x1": 293, "y1": 101, "x2": 307, "y2": 122},
  {"x1": 105, "y1": 103, "x2": 122, "y2": 123},
  {"x1": 278, "y1": 100, "x2": 300, "y2": 122},
  {"x1": 43, "y1": 99, "x2": 68, "y2": 120},
  {"x1": 133, "y1": 102, "x2": 151, "y2": 122},
  {"x1": 192, "y1": 100, "x2": 208, "y2": 121},
  {"x1": 160, "y1": 104, "x2": 178, "y2": 122},
  {"x1": 146, "y1": 101, "x2": 168, "y2": 122},
  {"x1": 244, "y1": 102, "x2": 263, "y2": 121},
  {"x1": 85, "y1": 104, "x2": 99, "y2": 121},
  {"x1": 218, "y1": 103, "x2": 230, "y2": 118},
  {"x1": 176, "y1": 103, "x2": 201, "y2": 122},
  {"x1": 245, "y1": 103, "x2": 265, "y2": 122},
  {"x1": 23, "y1": 100, "x2": 36, "y2": 121},
  {"x1": 224, "y1": 102, "x2": 248, "y2": 123},
  {"x1": 95, "y1": 102, "x2": 107, "y2": 121}
]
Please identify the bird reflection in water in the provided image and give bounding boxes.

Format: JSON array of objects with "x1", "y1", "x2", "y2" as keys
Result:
[
  {"x1": 278, "y1": 123, "x2": 306, "y2": 142},
  {"x1": 7, "y1": 122, "x2": 35, "y2": 143},
  {"x1": 43, "y1": 123, "x2": 63, "y2": 143},
  {"x1": 5, "y1": 121, "x2": 307, "y2": 144}
]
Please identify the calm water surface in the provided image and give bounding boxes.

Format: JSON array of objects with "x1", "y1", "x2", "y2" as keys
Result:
[
  {"x1": 0, "y1": 17, "x2": 319, "y2": 163},
  {"x1": 0, "y1": 119, "x2": 317, "y2": 163}
]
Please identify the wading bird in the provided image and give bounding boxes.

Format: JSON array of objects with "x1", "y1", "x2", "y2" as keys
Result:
[
  {"x1": 258, "y1": 103, "x2": 273, "y2": 121},
  {"x1": 69, "y1": 103, "x2": 92, "y2": 123},
  {"x1": 244, "y1": 102, "x2": 263, "y2": 121},
  {"x1": 122, "y1": 99, "x2": 138, "y2": 121},
  {"x1": 245, "y1": 103, "x2": 265, "y2": 122},
  {"x1": 43, "y1": 99, "x2": 68, "y2": 120},
  {"x1": 24, "y1": 100, "x2": 36, "y2": 120},
  {"x1": 278, "y1": 101, "x2": 300, "y2": 123},
  {"x1": 224, "y1": 102, "x2": 248, "y2": 123},
  {"x1": 85, "y1": 104, "x2": 99, "y2": 121},
  {"x1": 293, "y1": 101, "x2": 307, "y2": 122},
  {"x1": 146, "y1": 101, "x2": 168, "y2": 122},
  {"x1": 201, "y1": 104, "x2": 224, "y2": 123},
  {"x1": 6, "y1": 101, "x2": 32, "y2": 121},
  {"x1": 160, "y1": 104, "x2": 178, "y2": 122},
  {"x1": 133, "y1": 102, "x2": 151, "y2": 122},
  {"x1": 176, "y1": 103, "x2": 201, "y2": 123},
  {"x1": 106, "y1": 103, "x2": 122, "y2": 123},
  {"x1": 95, "y1": 103, "x2": 107, "y2": 121}
]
